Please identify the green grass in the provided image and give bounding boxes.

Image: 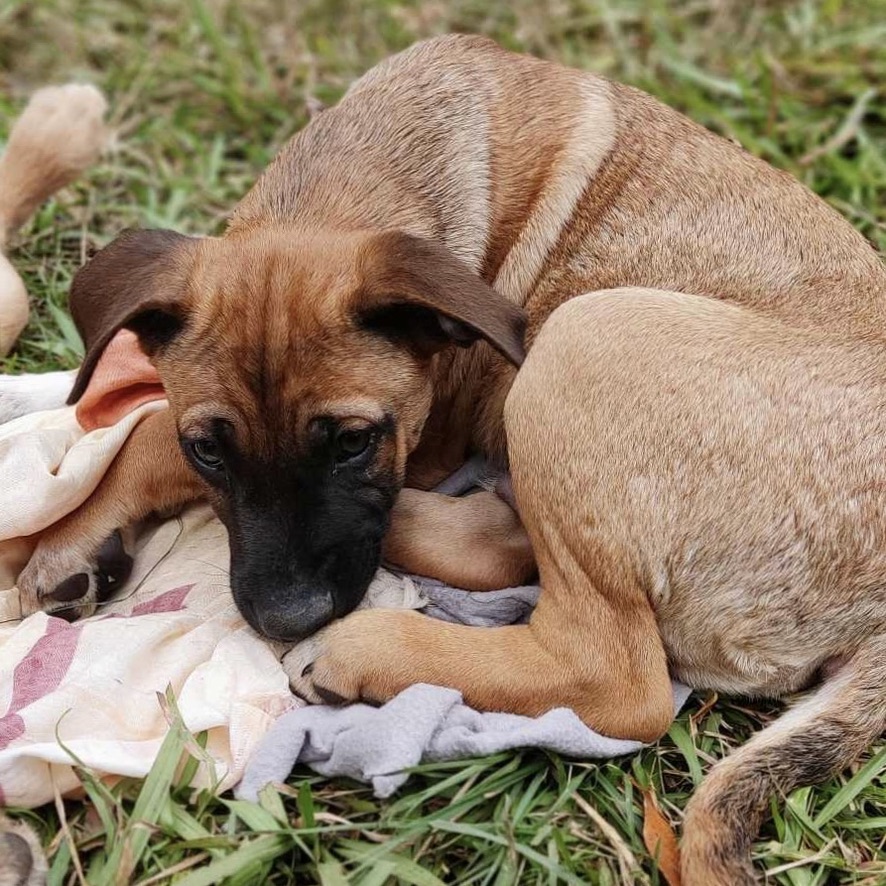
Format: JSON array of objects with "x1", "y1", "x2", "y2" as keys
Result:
[{"x1": 2, "y1": 0, "x2": 886, "y2": 882}]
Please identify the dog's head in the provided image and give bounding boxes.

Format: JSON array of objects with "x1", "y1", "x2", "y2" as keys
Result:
[{"x1": 68, "y1": 227, "x2": 525, "y2": 641}]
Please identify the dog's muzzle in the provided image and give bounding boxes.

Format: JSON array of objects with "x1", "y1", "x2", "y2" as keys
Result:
[{"x1": 235, "y1": 584, "x2": 337, "y2": 643}]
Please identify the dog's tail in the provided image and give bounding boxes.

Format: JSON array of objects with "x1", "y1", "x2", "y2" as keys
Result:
[
  {"x1": 681, "y1": 632, "x2": 886, "y2": 885},
  {"x1": 0, "y1": 83, "x2": 107, "y2": 248},
  {"x1": 0, "y1": 84, "x2": 107, "y2": 356}
]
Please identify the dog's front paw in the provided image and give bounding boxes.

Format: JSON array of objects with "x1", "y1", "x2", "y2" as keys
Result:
[
  {"x1": 18, "y1": 529, "x2": 133, "y2": 621},
  {"x1": 284, "y1": 609, "x2": 423, "y2": 706}
]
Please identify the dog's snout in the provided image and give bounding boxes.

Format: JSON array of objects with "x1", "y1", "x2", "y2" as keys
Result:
[
  {"x1": 240, "y1": 589, "x2": 336, "y2": 643},
  {"x1": 225, "y1": 505, "x2": 384, "y2": 642}
]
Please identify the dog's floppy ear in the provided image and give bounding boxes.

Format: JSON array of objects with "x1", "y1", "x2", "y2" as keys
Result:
[
  {"x1": 67, "y1": 228, "x2": 200, "y2": 403},
  {"x1": 356, "y1": 231, "x2": 526, "y2": 367}
]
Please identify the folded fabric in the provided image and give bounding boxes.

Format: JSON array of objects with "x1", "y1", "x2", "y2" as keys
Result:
[
  {"x1": 0, "y1": 494, "x2": 428, "y2": 807},
  {"x1": 415, "y1": 578, "x2": 540, "y2": 626},
  {"x1": 238, "y1": 683, "x2": 692, "y2": 801},
  {"x1": 0, "y1": 400, "x2": 165, "y2": 545}
]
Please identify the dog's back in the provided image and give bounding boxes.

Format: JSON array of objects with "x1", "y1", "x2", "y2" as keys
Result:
[{"x1": 234, "y1": 35, "x2": 886, "y2": 332}]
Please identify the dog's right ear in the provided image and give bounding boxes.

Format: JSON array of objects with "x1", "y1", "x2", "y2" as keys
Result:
[{"x1": 67, "y1": 228, "x2": 199, "y2": 404}]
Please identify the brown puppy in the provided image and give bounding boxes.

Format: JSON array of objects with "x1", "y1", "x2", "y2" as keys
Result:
[{"x1": 15, "y1": 36, "x2": 886, "y2": 883}]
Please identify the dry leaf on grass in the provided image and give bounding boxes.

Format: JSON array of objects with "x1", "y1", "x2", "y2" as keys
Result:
[{"x1": 642, "y1": 787, "x2": 682, "y2": 886}]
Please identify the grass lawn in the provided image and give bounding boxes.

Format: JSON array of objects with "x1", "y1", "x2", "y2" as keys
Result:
[{"x1": 2, "y1": 0, "x2": 885, "y2": 882}]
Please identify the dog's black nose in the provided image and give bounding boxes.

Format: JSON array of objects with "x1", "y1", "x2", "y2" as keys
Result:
[{"x1": 241, "y1": 592, "x2": 336, "y2": 643}]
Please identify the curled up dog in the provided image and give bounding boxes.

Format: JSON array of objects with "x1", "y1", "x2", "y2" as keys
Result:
[{"x1": 6, "y1": 37, "x2": 886, "y2": 883}]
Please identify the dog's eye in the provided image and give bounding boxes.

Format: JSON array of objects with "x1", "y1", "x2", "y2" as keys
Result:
[
  {"x1": 335, "y1": 428, "x2": 373, "y2": 462},
  {"x1": 190, "y1": 439, "x2": 225, "y2": 471}
]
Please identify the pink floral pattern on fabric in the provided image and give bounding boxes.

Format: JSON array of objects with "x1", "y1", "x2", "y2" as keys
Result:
[
  {"x1": 130, "y1": 584, "x2": 194, "y2": 616},
  {"x1": 0, "y1": 617, "x2": 83, "y2": 750}
]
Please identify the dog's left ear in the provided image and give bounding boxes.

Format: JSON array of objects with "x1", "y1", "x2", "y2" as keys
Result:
[
  {"x1": 355, "y1": 231, "x2": 526, "y2": 367},
  {"x1": 67, "y1": 228, "x2": 200, "y2": 403}
]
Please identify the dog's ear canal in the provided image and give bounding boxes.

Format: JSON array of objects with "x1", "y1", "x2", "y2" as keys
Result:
[
  {"x1": 67, "y1": 228, "x2": 199, "y2": 404},
  {"x1": 356, "y1": 231, "x2": 527, "y2": 367}
]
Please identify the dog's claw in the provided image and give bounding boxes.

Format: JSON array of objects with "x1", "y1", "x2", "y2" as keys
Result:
[{"x1": 314, "y1": 684, "x2": 349, "y2": 706}]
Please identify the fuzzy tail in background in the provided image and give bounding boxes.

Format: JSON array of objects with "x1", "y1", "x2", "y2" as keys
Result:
[
  {"x1": 681, "y1": 632, "x2": 886, "y2": 884},
  {"x1": 0, "y1": 83, "x2": 108, "y2": 356}
]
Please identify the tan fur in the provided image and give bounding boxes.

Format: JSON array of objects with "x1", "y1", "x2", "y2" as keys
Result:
[
  {"x1": 385, "y1": 489, "x2": 535, "y2": 591},
  {"x1": 16, "y1": 36, "x2": 886, "y2": 882},
  {"x1": 0, "y1": 83, "x2": 108, "y2": 356}
]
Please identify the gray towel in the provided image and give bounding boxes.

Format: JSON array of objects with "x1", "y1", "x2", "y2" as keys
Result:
[
  {"x1": 237, "y1": 680, "x2": 691, "y2": 800},
  {"x1": 237, "y1": 580, "x2": 691, "y2": 801},
  {"x1": 415, "y1": 578, "x2": 540, "y2": 626}
]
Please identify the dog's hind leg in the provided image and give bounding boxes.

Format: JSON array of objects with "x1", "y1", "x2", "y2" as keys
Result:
[
  {"x1": 384, "y1": 487, "x2": 535, "y2": 590},
  {"x1": 681, "y1": 634, "x2": 886, "y2": 885}
]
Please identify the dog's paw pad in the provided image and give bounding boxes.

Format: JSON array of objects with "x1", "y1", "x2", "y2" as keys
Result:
[
  {"x1": 45, "y1": 572, "x2": 89, "y2": 603},
  {"x1": 42, "y1": 572, "x2": 92, "y2": 622},
  {"x1": 17, "y1": 529, "x2": 133, "y2": 620},
  {"x1": 94, "y1": 530, "x2": 133, "y2": 601}
]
